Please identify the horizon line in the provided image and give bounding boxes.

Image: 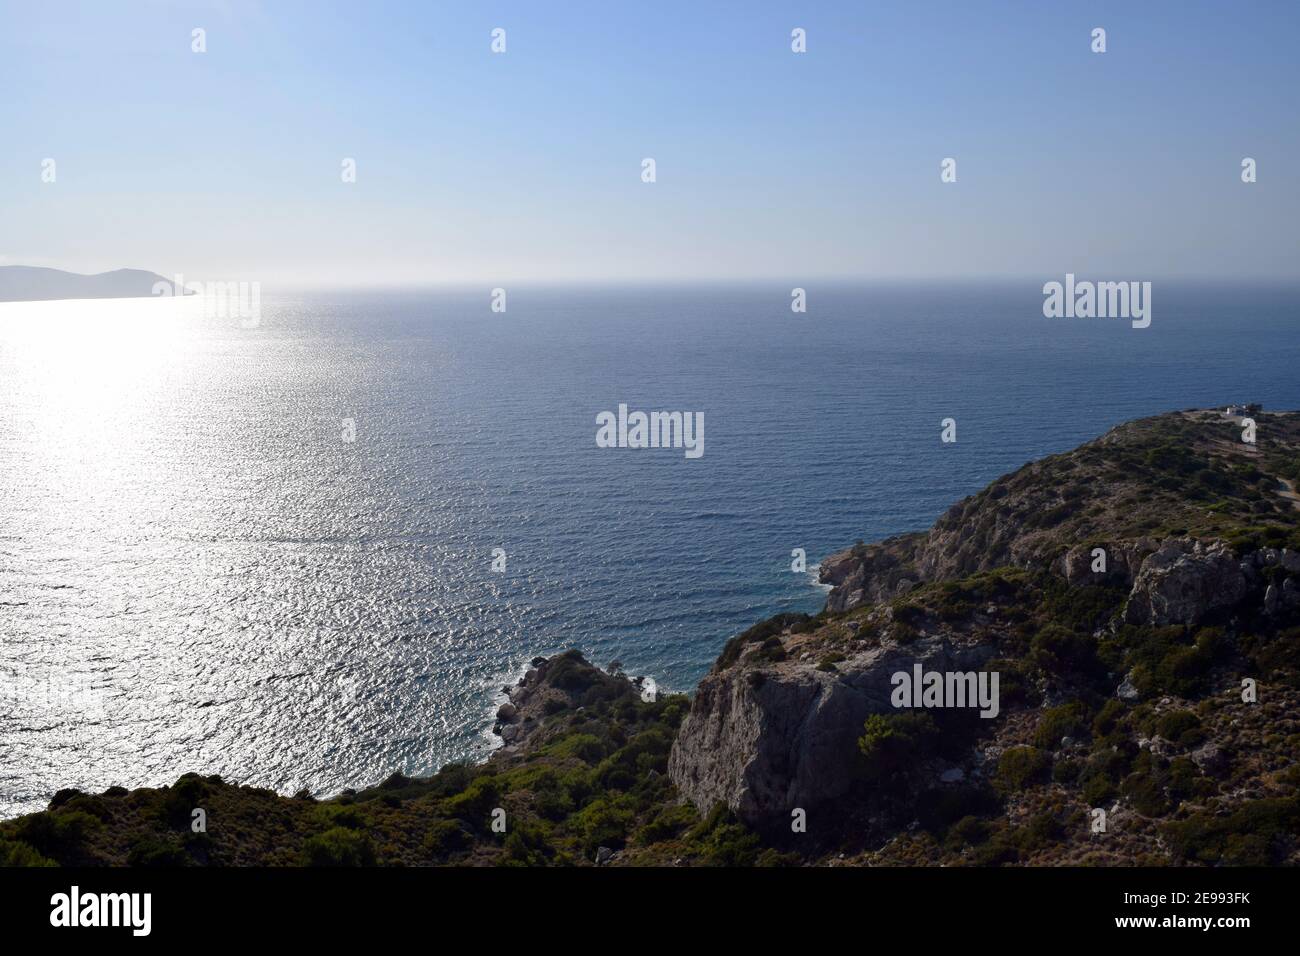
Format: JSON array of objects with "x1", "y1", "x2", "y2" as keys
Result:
[{"x1": 6, "y1": 264, "x2": 1300, "y2": 291}]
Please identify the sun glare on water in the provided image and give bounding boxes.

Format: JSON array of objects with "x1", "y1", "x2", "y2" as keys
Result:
[
  {"x1": 0, "y1": 295, "x2": 207, "y2": 462},
  {"x1": 0, "y1": 294, "x2": 224, "y2": 557}
]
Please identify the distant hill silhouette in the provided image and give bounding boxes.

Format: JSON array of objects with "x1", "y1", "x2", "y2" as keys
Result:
[{"x1": 0, "y1": 266, "x2": 189, "y2": 302}]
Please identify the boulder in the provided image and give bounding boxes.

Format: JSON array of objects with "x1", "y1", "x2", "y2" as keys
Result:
[{"x1": 1191, "y1": 742, "x2": 1228, "y2": 775}]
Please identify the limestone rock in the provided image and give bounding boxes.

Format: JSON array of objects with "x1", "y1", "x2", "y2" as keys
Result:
[
  {"x1": 1191, "y1": 742, "x2": 1228, "y2": 774},
  {"x1": 1123, "y1": 539, "x2": 1247, "y2": 626},
  {"x1": 668, "y1": 634, "x2": 994, "y2": 826}
]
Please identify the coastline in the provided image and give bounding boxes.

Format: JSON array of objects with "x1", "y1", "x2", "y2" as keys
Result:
[{"x1": 4, "y1": 406, "x2": 1299, "y2": 867}]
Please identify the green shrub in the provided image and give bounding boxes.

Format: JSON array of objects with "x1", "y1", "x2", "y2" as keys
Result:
[
  {"x1": 303, "y1": 827, "x2": 376, "y2": 866},
  {"x1": 1078, "y1": 746, "x2": 1131, "y2": 806},
  {"x1": 548, "y1": 733, "x2": 607, "y2": 763},
  {"x1": 1166, "y1": 757, "x2": 1212, "y2": 801},
  {"x1": 1122, "y1": 770, "x2": 1171, "y2": 817},
  {"x1": 1034, "y1": 703, "x2": 1087, "y2": 749},
  {"x1": 817, "y1": 651, "x2": 846, "y2": 672},
  {"x1": 1030, "y1": 624, "x2": 1102, "y2": 679},
  {"x1": 424, "y1": 763, "x2": 474, "y2": 798},
  {"x1": 945, "y1": 815, "x2": 991, "y2": 849},
  {"x1": 1164, "y1": 797, "x2": 1300, "y2": 865},
  {"x1": 61, "y1": 794, "x2": 111, "y2": 822},
  {"x1": 1091, "y1": 699, "x2": 1127, "y2": 740},
  {"x1": 892, "y1": 621, "x2": 920, "y2": 644},
  {"x1": 683, "y1": 803, "x2": 761, "y2": 867},
  {"x1": 545, "y1": 650, "x2": 605, "y2": 692},
  {"x1": 0, "y1": 838, "x2": 56, "y2": 867},
  {"x1": 126, "y1": 835, "x2": 189, "y2": 867},
  {"x1": 590, "y1": 758, "x2": 636, "y2": 792},
  {"x1": 1082, "y1": 774, "x2": 1115, "y2": 806},
  {"x1": 1018, "y1": 811, "x2": 1064, "y2": 851},
  {"x1": 1245, "y1": 625, "x2": 1300, "y2": 678},
  {"x1": 917, "y1": 786, "x2": 1000, "y2": 831},
  {"x1": 858, "y1": 712, "x2": 941, "y2": 780},
  {"x1": 572, "y1": 794, "x2": 637, "y2": 855},
  {"x1": 502, "y1": 818, "x2": 551, "y2": 866},
  {"x1": 755, "y1": 847, "x2": 803, "y2": 867},
  {"x1": 422, "y1": 818, "x2": 472, "y2": 856},
  {"x1": 581, "y1": 682, "x2": 626, "y2": 707},
  {"x1": 1154, "y1": 709, "x2": 1204, "y2": 747},
  {"x1": 966, "y1": 828, "x2": 1021, "y2": 866},
  {"x1": 1123, "y1": 626, "x2": 1224, "y2": 698},
  {"x1": 14, "y1": 810, "x2": 100, "y2": 859},
  {"x1": 636, "y1": 803, "x2": 698, "y2": 844},
  {"x1": 443, "y1": 775, "x2": 502, "y2": 823},
  {"x1": 716, "y1": 613, "x2": 812, "y2": 670},
  {"x1": 995, "y1": 747, "x2": 1050, "y2": 792},
  {"x1": 753, "y1": 636, "x2": 787, "y2": 663},
  {"x1": 161, "y1": 775, "x2": 209, "y2": 829},
  {"x1": 531, "y1": 778, "x2": 578, "y2": 821},
  {"x1": 1052, "y1": 758, "x2": 1082, "y2": 785},
  {"x1": 312, "y1": 803, "x2": 368, "y2": 830},
  {"x1": 985, "y1": 659, "x2": 1035, "y2": 709},
  {"x1": 1041, "y1": 577, "x2": 1124, "y2": 632}
]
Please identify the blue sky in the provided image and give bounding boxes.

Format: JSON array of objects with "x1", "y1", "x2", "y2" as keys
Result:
[{"x1": 2, "y1": 0, "x2": 1298, "y2": 285}]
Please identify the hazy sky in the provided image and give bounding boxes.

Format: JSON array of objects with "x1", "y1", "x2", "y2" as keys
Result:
[{"x1": 2, "y1": 0, "x2": 1298, "y2": 286}]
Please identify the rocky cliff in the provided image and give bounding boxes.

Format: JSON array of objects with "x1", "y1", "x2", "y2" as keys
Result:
[{"x1": 668, "y1": 409, "x2": 1300, "y2": 863}]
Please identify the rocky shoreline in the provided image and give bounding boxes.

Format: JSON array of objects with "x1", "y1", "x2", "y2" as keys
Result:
[{"x1": 4, "y1": 407, "x2": 1299, "y2": 867}]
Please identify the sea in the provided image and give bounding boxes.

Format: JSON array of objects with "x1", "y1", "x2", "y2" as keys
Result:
[{"x1": 1, "y1": 280, "x2": 1297, "y2": 817}]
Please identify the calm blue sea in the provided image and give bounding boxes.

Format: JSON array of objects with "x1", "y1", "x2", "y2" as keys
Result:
[{"x1": 1, "y1": 281, "x2": 1297, "y2": 816}]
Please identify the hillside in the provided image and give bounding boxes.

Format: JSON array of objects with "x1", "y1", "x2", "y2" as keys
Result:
[
  {"x1": 0, "y1": 266, "x2": 185, "y2": 302},
  {"x1": 3, "y1": 407, "x2": 1299, "y2": 867}
]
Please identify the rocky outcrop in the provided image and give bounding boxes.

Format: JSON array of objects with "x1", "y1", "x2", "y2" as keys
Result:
[
  {"x1": 1054, "y1": 539, "x2": 1154, "y2": 587},
  {"x1": 668, "y1": 633, "x2": 994, "y2": 826},
  {"x1": 685, "y1": 410, "x2": 1300, "y2": 832},
  {"x1": 819, "y1": 537, "x2": 923, "y2": 612},
  {"x1": 1122, "y1": 539, "x2": 1248, "y2": 626},
  {"x1": 819, "y1": 409, "x2": 1300, "y2": 614},
  {"x1": 492, "y1": 651, "x2": 632, "y2": 752},
  {"x1": 816, "y1": 463, "x2": 1087, "y2": 612}
]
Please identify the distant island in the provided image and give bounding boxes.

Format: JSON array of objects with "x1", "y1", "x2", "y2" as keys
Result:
[
  {"x1": 2, "y1": 407, "x2": 1297, "y2": 867},
  {"x1": 0, "y1": 266, "x2": 188, "y2": 302}
]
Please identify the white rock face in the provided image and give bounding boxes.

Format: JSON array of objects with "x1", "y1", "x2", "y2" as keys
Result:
[{"x1": 1123, "y1": 539, "x2": 1247, "y2": 626}]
